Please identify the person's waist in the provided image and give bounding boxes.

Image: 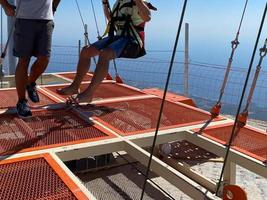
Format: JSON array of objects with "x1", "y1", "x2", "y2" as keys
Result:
[{"x1": 16, "y1": 17, "x2": 53, "y2": 22}]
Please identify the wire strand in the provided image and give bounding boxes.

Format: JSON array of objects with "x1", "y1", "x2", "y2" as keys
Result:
[
  {"x1": 140, "y1": 0, "x2": 188, "y2": 199},
  {"x1": 215, "y1": 2, "x2": 267, "y2": 195}
]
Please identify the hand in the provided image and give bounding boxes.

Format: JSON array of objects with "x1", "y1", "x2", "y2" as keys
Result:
[{"x1": 3, "y1": 3, "x2": 15, "y2": 17}]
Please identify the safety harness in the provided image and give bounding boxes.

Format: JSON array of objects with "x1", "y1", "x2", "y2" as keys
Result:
[{"x1": 104, "y1": 0, "x2": 156, "y2": 58}]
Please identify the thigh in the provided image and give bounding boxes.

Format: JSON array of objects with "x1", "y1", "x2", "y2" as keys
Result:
[
  {"x1": 34, "y1": 20, "x2": 54, "y2": 57},
  {"x1": 13, "y1": 19, "x2": 36, "y2": 58},
  {"x1": 107, "y1": 37, "x2": 130, "y2": 58},
  {"x1": 91, "y1": 36, "x2": 118, "y2": 51}
]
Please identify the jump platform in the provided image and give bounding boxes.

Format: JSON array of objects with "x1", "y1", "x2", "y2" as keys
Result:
[{"x1": 0, "y1": 72, "x2": 266, "y2": 200}]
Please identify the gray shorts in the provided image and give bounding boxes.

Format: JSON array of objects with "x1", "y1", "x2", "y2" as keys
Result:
[{"x1": 13, "y1": 19, "x2": 54, "y2": 58}]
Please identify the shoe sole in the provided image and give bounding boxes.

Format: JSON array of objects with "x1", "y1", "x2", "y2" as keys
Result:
[{"x1": 16, "y1": 111, "x2": 33, "y2": 119}]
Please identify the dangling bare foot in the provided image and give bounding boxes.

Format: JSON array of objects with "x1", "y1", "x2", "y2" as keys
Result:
[
  {"x1": 56, "y1": 85, "x2": 79, "y2": 95},
  {"x1": 66, "y1": 93, "x2": 93, "y2": 105}
]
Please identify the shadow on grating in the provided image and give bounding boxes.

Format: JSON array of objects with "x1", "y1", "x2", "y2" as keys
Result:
[
  {"x1": 0, "y1": 109, "x2": 109, "y2": 156},
  {"x1": 77, "y1": 97, "x2": 213, "y2": 135}
]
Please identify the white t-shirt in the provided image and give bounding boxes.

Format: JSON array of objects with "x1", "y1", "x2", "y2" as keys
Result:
[{"x1": 16, "y1": 0, "x2": 53, "y2": 20}]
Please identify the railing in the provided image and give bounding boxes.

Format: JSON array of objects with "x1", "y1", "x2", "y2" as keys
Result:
[{"x1": 1, "y1": 45, "x2": 267, "y2": 122}]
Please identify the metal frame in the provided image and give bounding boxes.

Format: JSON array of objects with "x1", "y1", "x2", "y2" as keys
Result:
[{"x1": 1, "y1": 82, "x2": 267, "y2": 199}]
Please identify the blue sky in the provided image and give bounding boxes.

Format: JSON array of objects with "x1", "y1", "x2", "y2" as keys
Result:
[
  {"x1": 1, "y1": 0, "x2": 267, "y2": 66},
  {"x1": 52, "y1": 0, "x2": 267, "y2": 66}
]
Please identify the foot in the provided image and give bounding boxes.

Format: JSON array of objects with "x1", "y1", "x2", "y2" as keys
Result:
[
  {"x1": 16, "y1": 99, "x2": 32, "y2": 118},
  {"x1": 26, "y1": 82, "x2": 40, "y2": 103},
  {"x1": 56, "y1": 85, "x2": 79, "y2": 95},
  {"x1": 66, "y1": 93, "x2": 93, "y2": 105}
]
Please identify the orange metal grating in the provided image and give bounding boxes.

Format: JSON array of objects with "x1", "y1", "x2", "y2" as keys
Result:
[
  {"x1": 58, "y1": 72, "x2": 93, "y2": 82},
  {"x1": 0, "y1": 89, "x2": 56, "y2": 110},
  {"x1": 78, "y1": 97, "x2": 215, "y2": 135},
  {"x1": 200, "y1": 124, "x2": 267, "y2": 162},
  {"x1": 0, "y1": 109, "x2": 111, "y2": 155},
  {"x1": 44, "y1": 82, "x2": 145, "y2": 100},
  {"x1": 0, "y1": 156, "x2": 81, "y2": 200}
]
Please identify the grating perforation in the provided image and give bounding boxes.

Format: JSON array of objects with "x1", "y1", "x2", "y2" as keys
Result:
[
  {"x1": 78, "y1": 98, "x2": 211, "y2": 135},
  {"x1": 0, "y1": 109, "x2": 109, "y2": 155},
  {"x1": 0, "y1": 89, "x2": 55, "y2": 110},
  {"x1": 202, "y1": 125, "x2": 267, "y2": 162},
  {"x1": 0, "y1": 158, "x2": 78, "y2": 200}
]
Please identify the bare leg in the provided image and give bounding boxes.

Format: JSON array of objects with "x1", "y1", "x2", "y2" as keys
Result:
[
  {"x1": 15, "y1": 57, "x2": 30, "y2": 101},
  {"x1": 28, "y1": 56, "x2": 49, "y2": 84},
  {"x1": 72, "y1": 48, "x2": 116, "y2": 103},
  {"x1": 57, "y1": 46, "x2": 99, "y2": 95}
]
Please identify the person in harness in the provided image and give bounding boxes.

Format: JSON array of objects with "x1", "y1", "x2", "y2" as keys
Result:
[{"x1": 57, "y1": 0, "x2": 156, "y2": 104}]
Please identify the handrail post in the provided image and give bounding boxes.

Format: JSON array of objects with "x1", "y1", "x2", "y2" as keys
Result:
[{"x1": 184, "y1": 23, "x2": 189, "y2": 96}]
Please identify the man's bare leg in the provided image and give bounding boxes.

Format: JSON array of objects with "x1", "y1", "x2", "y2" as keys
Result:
[
  {"x1": 57, "y1": 46, "x2": 99, "y2": 95},
  {"x1": 28, "y1": 56, "x2": 49, "y2": 84},
  {"x1": 72, "y1": 48, "x2": 116, "y2": 103},
  {"x1": 15, "y1": 57, "x2": 30, "y2": 100}
]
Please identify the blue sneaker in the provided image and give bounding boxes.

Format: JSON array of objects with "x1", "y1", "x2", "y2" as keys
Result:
[
  {"x1": 16, "y1": 99, "x2": 32, "y2": 118},
  {"x1": 26, "y1": 82, "x2": 40, "y2": 103}
]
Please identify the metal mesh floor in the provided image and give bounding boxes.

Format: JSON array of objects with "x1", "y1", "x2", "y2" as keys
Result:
[
  {"x1": 78, "y1": 97, "x2": 213, "y2": 135},
  {"x1": 58, "y1": 73, "x2": 93, "y2": 82},
  {"x1": 200, "y1": 124, "x2": 267, "y2": 162},
  {"x1": 0, "y1": 89, "x2": 56, "y2": 110},
  {"x1": 0, "y1": 109, "x2": 112, "y2": 155},
  {"x1": 0, "y1": 156, "x2": 83, "y2": 200},
  {"x1": 44, "y1": 82, "x2": 145, "y2": 101}
]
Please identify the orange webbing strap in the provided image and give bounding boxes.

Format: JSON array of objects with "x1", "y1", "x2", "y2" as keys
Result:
[{"x1": 223, "y1": 185, "x2": 247, "y2": 200}]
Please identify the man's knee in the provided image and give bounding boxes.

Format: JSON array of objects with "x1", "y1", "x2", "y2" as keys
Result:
[
  {"x1": 18, "y1": 57, "x2": 30, "y2": 67},
  {"x1": 80, "y1": 46, "x2": 99, "y2": 58},
  {"x1": 36, "y1": 56, "x2": 50, "y2": 65},
  {"x1": 99, "y1": 48, "x2": 115, "y2": 61}
]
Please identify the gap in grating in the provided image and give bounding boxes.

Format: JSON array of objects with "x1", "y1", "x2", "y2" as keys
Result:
[
  {"x1": 201, "y1": 125, "x2": 267, "y2": 162},
  {"x1": 0, "y1": 109, "x2": 109, "y2": 156},
  {"x1": 44, "y1": 82, "x2": 144, "y2": 100},
  {"x1": 78, "y1": 97, "x2": 212, "y2": 135},
  {"x1": 0, "y1": 89, "x2": 55, "y2": 110},
  {"x1": 0, "y1": 158, "x2": 78, "y2": 200}
]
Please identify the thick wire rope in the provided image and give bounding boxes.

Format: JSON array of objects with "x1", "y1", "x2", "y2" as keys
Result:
[
  {"x1": 215, "y1": 2, "x2": 267, "y2": 196},
  {"x1": 211, "y1": 0, "x2": 248, "y2": 117},
  {"x1": 74, "y1": 0, "x2": 97, "y2": 65},
  {"x1": 140, "y1": 0, "x2": 188, "y2": 199}
]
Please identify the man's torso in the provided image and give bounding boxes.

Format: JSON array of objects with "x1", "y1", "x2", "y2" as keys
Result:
[{"x1": 16, "y1": 0, "x2": 53, "y2": 20}]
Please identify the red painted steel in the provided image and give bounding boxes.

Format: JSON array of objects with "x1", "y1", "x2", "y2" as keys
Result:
[
  {"x1": 143, "y1": 88, "x2": 197, "y2": 107},
  {"x1": 0, "y1": 157, "x2": 78, "y2": 200},
  {"x1": 0, "y1": 89, "x2": 56, "y2": 110},
  {"x1": 58, "y1": 72, "x2": 93, "y2": 82},
  {"x1": 44, "y1": 82, "x2": 145, "y2": 100},
  {"x1": 78, "y1": 97, "x2": 214, "y2": 135},
  {"x1": 0, "y1": 109, "x2": 111, "y2": 155},
  {"x1": 199, "y1": 124, "x2": 267, "y2": 162}
]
